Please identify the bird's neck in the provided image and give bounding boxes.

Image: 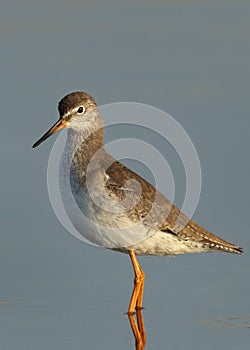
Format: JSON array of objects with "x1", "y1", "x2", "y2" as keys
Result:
[{"x1": 63, "y1": 112, "x2": 105, "y2": 174}]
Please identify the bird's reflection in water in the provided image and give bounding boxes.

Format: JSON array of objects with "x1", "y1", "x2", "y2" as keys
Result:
[{"x1": 127, "y1": 308, "x2": 146, "y2": 350}]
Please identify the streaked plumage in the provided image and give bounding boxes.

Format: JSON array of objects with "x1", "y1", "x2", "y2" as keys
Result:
[{"x1": 33, "y1": 91, "x2": 243, "y2": 314}]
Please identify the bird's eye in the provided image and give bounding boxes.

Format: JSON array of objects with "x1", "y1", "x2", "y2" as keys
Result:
[{"x1": 77, "y1": 106, "x2": 85, "y2": 114}]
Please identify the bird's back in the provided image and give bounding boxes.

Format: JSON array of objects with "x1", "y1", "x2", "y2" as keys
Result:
[{"x1": 104, "y1": 159, "x2": 243, "y2": 255}]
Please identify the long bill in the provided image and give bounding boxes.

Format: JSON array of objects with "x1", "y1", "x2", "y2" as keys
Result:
[{"x1": 32, "y1": 118, "x2": 67, "y2": 148}]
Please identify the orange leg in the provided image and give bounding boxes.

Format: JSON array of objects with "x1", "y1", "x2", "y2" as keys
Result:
[
  {"x1": 128, "y1": 250, "x2": 145, "y2": 314},
  {"x1": 136, "y1": 263, "x2": 145, "y2": 310}
]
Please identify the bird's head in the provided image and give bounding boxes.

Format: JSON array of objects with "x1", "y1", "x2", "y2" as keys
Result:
[{"x1": 32, "y1": 91, "x2": 98, "y2": 148}]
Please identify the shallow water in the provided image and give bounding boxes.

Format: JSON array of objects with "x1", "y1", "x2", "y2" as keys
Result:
[{"x1": 0, "y1": 249, "x2": 249, "y2": 349}]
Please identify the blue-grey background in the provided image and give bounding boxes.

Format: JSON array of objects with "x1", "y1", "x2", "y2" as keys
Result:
[{"x1": 1, "y1": 0, "x2": 249, "y2": 349}]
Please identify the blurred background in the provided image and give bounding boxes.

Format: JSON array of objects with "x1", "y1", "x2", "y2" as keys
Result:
[{"x1": 0, "y1": 1, "x2": 249, "y2": 349}]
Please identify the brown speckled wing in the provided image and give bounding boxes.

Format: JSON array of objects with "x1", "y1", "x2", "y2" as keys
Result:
[{"x1": 105, "y1": 160, "x2": 243, "y2": 254}]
